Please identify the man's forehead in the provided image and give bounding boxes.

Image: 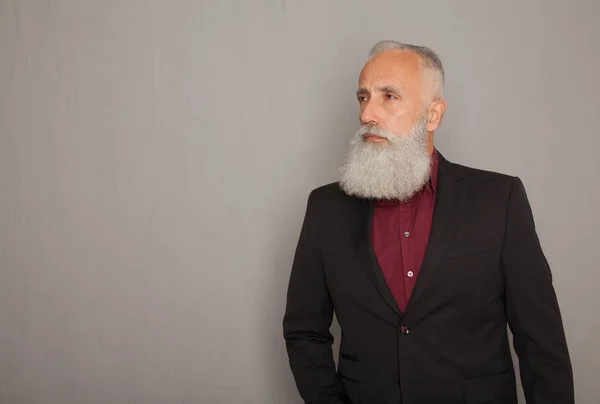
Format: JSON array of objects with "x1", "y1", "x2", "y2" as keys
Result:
[{"x1": 358, "y1": 50, "x2": 421, "y2": 86}]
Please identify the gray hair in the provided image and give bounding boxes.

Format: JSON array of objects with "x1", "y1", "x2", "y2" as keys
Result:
[{"x1": 368, "y1": 40, "x2": 445, "y2": 101}]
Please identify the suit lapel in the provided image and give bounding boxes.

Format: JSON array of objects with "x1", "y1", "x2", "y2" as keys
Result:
[
  {"x1": 351, "y1": 197, "x2": 402, "y2": 317},
  {"x1": 404, "y1": 152, "x2": 464, "y2": 315}
]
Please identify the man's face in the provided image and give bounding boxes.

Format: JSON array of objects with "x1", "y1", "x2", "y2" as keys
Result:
[
  {"x1": 356, "y1": 50, "x2": 426, "y2": 143},
  {"x1": 339, "y1": 50, "x2": 434, "y2": 201}
]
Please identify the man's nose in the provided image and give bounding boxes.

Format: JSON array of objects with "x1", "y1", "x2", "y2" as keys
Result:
[{"x1": 360, "y1": 100, "x2": 381, "y2": 125}]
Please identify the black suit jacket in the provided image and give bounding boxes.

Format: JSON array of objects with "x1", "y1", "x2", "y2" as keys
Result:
[{"x1": 283, "y1": 152, "x2": 573, "y2": 404}]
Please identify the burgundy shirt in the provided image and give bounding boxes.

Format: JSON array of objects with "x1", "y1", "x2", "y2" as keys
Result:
[{"x1": 372, "y1": 150, "x2": 439, "y2": 312}]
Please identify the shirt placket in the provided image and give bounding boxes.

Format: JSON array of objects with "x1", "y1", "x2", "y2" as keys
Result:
[{"x1": 398, "y1": 208, "x2": 416, "y2": 307}]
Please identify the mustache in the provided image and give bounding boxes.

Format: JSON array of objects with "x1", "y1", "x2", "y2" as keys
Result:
[{"x1": 355, "y1": 124, "x2": 394, "y2": 141}]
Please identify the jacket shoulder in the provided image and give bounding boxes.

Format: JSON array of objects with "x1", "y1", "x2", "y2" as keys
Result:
[
  {"x1": 309, "y1": 181, "x2": 344, "y2": 199},
  {"x1": 456, "y1": 162, "x2": 512, "y2": 179},
  {"x1": 304, "y1": 181, "x2": 363, "y2": 212},
  {"x1": 452, "y1": 162, "x2": 517, "y2": 188}
]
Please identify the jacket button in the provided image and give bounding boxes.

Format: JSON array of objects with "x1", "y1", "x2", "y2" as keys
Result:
[{"x1": 400, "y1": 325, "x2": 410, "y2": 335}]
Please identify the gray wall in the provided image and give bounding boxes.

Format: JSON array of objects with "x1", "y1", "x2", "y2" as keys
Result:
[{"x1": 1, "y1": 1, "x2": 598, "y2": 403}]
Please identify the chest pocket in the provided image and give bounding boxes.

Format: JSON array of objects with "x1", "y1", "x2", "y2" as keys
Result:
[{"x1": 446, "y1": 239, "x2": 498, "y2": 259}]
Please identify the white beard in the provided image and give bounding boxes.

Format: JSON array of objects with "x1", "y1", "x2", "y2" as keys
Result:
[{"x1": 339, "y1": 113, "x2": 431, "y2": 201}]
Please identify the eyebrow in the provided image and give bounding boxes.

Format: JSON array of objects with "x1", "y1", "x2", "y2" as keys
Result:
[
  {"x1": 356, "y1": 85, "x2": 404, "y2": 97},
  {"x1": 378, "y1": 85, "x2": 403, "y2": 94}
]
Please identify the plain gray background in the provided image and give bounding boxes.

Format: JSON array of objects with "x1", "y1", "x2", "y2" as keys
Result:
[{"x1": 1, "y1": 1, "x2": 598, "y2": 403}]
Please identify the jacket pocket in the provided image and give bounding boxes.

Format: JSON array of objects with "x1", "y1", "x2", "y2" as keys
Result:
[
  {"x1": 463, "y1": 371, "x2": 517, "y2": 404},
  {"x1": 446, "y1": 239, "x2": 497, "y2": 259},
  {"x1": 340, "y1": 352, "x2": 358, "y2": 362}
]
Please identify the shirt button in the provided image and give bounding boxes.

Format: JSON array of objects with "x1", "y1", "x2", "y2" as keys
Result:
[
  {"x1": 400, "y1": 325, "x2": 411, "y2": 334},
  {"x1": 407, "y1": 271, "x2": 414, "y2": 277},
  {"x1": 404, "y1": 231, "x2": 410, "y2": 238}
]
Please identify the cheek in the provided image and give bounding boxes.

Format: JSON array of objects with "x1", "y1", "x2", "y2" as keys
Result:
[
  {"x1": 385, "y1": 111, "x2": 411, "y2": 134},
  {"x1": 386, "y1": 103, "x2": 408, "y2": 119}
]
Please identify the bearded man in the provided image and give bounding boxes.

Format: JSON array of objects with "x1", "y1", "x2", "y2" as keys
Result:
[{"x1": 282, "y1": 41, "x2": 574, "y2": 404}]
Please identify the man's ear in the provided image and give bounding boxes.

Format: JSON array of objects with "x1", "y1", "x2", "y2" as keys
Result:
[{"x1": 426, "y1": 99, "x2": 447, "y2": 132}]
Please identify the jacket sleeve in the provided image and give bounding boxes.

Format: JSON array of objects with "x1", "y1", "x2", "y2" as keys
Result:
[
  {"x1": 283, "y1": 190, "x2": 346, "y2": 404},
  {"x1": 502, "y1": 176, "x2": 574, "y2": 403}
]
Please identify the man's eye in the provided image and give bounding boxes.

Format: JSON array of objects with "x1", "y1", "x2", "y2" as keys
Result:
[
  {"x1": 358, "y1": 96, "x2": 367, "y2": 102},
  {"x1": 385, "y1": 93, "x2": 397, "y2": 100}
]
